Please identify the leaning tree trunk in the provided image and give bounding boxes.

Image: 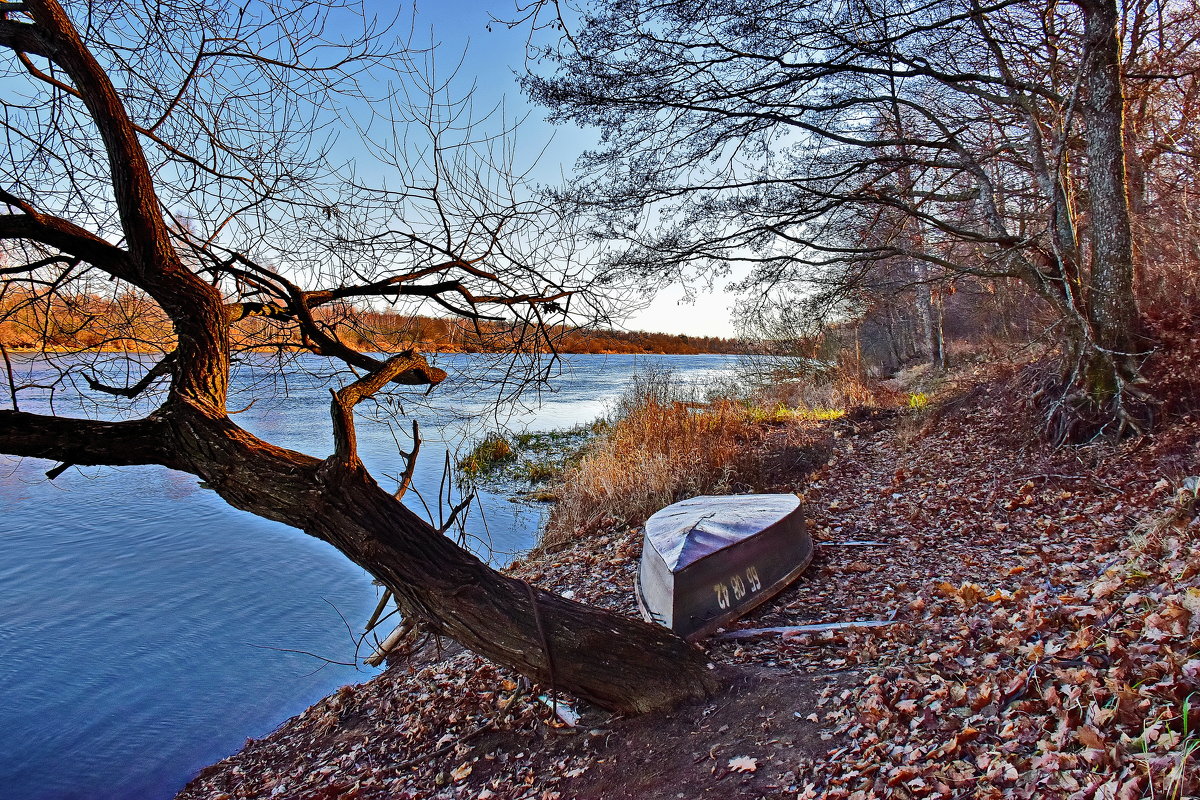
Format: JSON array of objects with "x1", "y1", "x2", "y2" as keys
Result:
[
  {"x1": 1, "y1": 395, "x2": 720, "y2": 714},
  {"x1": 8, "y1": 405, "x2": 724, "y2": 707},
  {"x1": 0, "y1": 0, "x2": 719, "y2": 716},
  {"x1": 180, "y1": 402, "x2": 720, "y2": 713},
  {"x1": 165, "y1": 358, "x2": 721, "y2": 714}
]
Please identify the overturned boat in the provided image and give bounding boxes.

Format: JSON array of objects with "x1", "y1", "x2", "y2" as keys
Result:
[{"x1": 635, "y1": 494, "x2": 812, "y2": 641}]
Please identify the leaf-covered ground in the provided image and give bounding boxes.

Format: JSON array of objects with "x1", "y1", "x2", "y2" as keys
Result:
[{"x1": 179, "y1": 365, "x2": 1200, "y2": 800}]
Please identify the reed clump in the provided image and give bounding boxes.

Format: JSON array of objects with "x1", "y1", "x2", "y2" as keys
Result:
[
  {"x1": 541, "y1": 405, "x2": 751, "y2": 550},
  {"x1": 457, "y1": 424, "x2": 604, "y2": 490}
]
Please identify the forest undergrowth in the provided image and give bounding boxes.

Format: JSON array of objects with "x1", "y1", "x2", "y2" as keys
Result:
[{"x1": 181, "y1": 339, "x2": 1200, "y2": 800}]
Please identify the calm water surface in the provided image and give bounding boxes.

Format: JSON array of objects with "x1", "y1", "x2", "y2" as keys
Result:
[{"x1": 0, "y1": 352, "x2": 742, "y2": 800}]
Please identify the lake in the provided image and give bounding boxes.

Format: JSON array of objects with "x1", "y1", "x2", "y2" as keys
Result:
[{"x1": 0, "y1": 351, "x2": 745, "y2": 800}]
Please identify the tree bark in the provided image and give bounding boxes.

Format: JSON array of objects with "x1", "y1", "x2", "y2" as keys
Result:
[
  {"x1": 914, "y1": 265, "x2": 946, "y2": 371},
  {"x1": 1078, "y1": 0, "x2": 1142, "y2": 400}
]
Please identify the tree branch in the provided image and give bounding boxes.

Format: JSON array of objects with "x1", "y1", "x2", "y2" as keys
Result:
[
  {"x1": 0, "y1": 409, "x2": 170, "y2": 467},
  {"x1": 0, "y1": 16, "x2": 54, "y2": 59},
  {"x1": 328, "y1": 352, "x2": 445, "y2": 464},
  {"x1": 84, "y1": 351, "x2": 177, "y2": 398},
  {"x1": 22, "y1": 0, "x2": 229, "y2": 409},
  {"x1": 395, "y1": 419, "x2": 420, "y2": 499},
  {"x1": 0, "y1": 210, "x2": 138, "y2": 284}
]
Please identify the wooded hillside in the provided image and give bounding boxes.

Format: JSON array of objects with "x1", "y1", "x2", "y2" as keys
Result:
[{"x1": 0, "y1": 290, "x2": 749, "y2": 355}]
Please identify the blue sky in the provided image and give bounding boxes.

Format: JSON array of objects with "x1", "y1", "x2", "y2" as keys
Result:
[{"x1": 363, "y1": 0, "x2": 741, "y2": 338}]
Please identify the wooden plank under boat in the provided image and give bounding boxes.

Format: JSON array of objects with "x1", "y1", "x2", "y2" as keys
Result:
[{"x1": 635, "y1": 494, "x2": 813, "y2": 641}]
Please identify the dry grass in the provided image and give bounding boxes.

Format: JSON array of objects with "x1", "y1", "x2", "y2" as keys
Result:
[
  {"x1": 537, "y1": 370, "x2": 834, "y2": 552},
  {"x1": 539, "y1": 398, "x2": 758, "y2": 551},
  {"x1": 744, "y1": 362, "x2": 898, "y2": 411}
]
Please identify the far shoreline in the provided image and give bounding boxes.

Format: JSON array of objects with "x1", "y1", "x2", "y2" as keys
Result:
[{"x1": 2, "y1": 344, "x2": 753, "y2": 356}]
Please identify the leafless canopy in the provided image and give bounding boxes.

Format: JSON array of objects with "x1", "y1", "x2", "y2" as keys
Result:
[
  {"x1": 0, "y1": 0, "x2": 627, "y2": 411},
  {"x1": 519, "y1": 0, "x2": 1196, "y2": 432},
  {"x1": 0, "y1": 0, "x2": 717, "y2": 715}
]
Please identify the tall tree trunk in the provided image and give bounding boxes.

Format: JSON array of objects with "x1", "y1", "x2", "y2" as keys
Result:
[
  {"x1": 882, "y1": 313, "x2": 902, "y2": 373},
  {"x1": 1078, "y1": 0, "x2": 1141, "y2": 401},
  {"x1": 886, "y1": 51, "x2": 946, "y2": 374},
  {"x1": 914, "y1": 266, "x2": 946, "y2": 371}
]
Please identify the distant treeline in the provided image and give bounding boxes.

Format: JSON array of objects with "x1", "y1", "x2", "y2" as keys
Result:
[{"x1": 0, "y1": 291, "x2": 751, "y2": 356}]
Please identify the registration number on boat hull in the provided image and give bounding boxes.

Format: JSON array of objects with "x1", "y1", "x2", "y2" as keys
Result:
[{"x1": 713, "y1": 565, "x2": 762, "y2": 609}]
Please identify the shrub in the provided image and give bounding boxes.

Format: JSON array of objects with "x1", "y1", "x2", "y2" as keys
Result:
[{"x1": 907, "y1": 391, "x2": 930, "y2": 410}]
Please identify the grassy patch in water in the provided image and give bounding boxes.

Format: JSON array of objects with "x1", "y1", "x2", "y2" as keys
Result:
[
  {"x1": 457, "y1": 433, "x2": 515, "y2": 478},
  {"x1": 457, "y1": 423, "x2": 606, "y2": 491}
]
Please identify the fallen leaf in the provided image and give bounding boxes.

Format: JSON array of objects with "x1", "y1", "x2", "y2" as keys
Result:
[
  {"x1": 727, "y1": 756, "x2": 758, "y2": 773},
  {"x1": 1077, "y1": 726, "x2": 1105, "y2": 750}
]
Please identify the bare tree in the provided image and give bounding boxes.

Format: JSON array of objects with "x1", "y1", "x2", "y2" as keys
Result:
[
  {"x1": 0, "y1": 0, "x2": 717, "y2": 713},
  {"x1": 519, "y1": 0, "x2": 1198, "y2": 438}
]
